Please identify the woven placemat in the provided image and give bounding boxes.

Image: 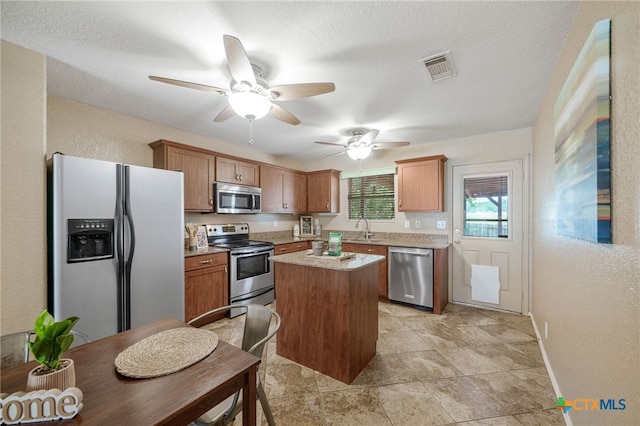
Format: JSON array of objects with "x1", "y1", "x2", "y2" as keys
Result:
[{"x1": 115, "y1": 327, "x2": 218, "y2": 379}]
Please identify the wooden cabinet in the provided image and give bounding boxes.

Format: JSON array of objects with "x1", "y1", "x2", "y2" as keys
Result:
[
  {"x1": 275, "y1": 241, "x2": 311, "y2": 255},
  {"x1": 307, "y1": 169, "x2": 340, "y2": 213},
  {"x1": 215, "y1": 156, "x2": 260, "y2": 187},
  {"x1": 150, "y1": 140, "x2": 215, "y2": 212},
  {"x1": 433, "y1": 248, "x2": 448, "y2": 315},
  {"x1": 395, "y1": 155, "x2": 447, "y2": 212},
  {"x1": 342, "y1": 243, "x2": 388, "y2": 298},
  {"x1": 260, "y1": 165, "x2": 307, "y2": 213},
  {"x1": 184, "y1": 252, "x2": 229, "y2": 325}
]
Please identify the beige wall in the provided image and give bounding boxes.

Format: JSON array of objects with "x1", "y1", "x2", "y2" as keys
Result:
[
  {"x1": 531, "y1": 2, "x2": 639, "y2": 424},
  {"x1": 1, "y1": 41, "x2": 48, "y2": 334}
]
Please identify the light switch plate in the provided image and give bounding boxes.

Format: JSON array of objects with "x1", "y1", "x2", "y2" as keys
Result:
[
  {"x1": 404, "y1": 220, "x2": 410, "y2": 228},
  {"x1": 436, "y1": 220, "x2": 447, "y2": 229},
  {"x1": 415, "y1": 220, "x2": 421, "y2": 228},
  {"x1": 273, "y1": 220, "x2": 278, "y2": 227}
]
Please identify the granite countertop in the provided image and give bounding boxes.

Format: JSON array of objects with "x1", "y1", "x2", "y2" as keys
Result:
[
  {"x1": 255, "y1": 233, "x2": 450, "y2": 250},
  {"x1": 270, "y1": 250, "x2": 384, "y2": 271},
  {"x1": 184, "y1": 246, "x2": 229, "y2": 258}
]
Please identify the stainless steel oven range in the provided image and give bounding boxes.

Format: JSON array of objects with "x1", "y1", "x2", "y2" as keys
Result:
[{"x1": 206, "y1": 223, "x2": 274, "y2": 317}]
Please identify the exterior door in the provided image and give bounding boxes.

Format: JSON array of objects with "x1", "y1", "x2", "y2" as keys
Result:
[{"x1": 451, "y1": 159, "x2": 526, "y2": 313}]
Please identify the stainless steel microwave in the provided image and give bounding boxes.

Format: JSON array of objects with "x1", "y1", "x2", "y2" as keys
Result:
[{"x1": 213, "y1": 183, "x2": 262, "y2": 214}]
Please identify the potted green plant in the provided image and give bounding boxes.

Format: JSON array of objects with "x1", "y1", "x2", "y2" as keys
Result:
[{"x1": 26, "y1": 310, "x2": 79, "y2": 391}]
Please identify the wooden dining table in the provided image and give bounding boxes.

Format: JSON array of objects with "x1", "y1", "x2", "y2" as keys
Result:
[{"x1": 0, "y1": 317, "x2": 260, "y2": 425}]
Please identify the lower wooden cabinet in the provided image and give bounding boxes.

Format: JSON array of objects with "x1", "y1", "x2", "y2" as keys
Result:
[
  {"x1": 274, "y1": 241, "x2": 311, "y2": 255},
  {"x1": 184, "y1": 252, "x2": 229, "y2": 325},
  {"x1": 341, "y1": 243, "x2": 388, "y2": 298},
  {"x1": 433, "y1": 248, "x2": 448, "y2": 315}
]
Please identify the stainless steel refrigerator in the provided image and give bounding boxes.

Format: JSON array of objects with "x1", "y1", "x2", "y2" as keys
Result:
[{"x1": 48, "y1": 153, "x2": 185, "y2": 342}]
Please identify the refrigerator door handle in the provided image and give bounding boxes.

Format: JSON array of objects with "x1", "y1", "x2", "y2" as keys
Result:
[
  {"x1": 115, "y1": 164, "x2": 126, "y2": 332},
  {"x1": 123, "y1": 166, "x2": 136, "y2": 330}
]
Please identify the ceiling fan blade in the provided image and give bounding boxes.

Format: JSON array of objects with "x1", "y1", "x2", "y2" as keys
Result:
[
  {"x1": 359, "y1": 129, "x2": 380, "y2": 144},
  {"x1": 148, "y1": 76, "x2": 228, "y2": 95},
  {"x1": 371, "y1": 141, "x2": 411, "y2": 149},
  {"x1": 314, "y1": 141, "x2": 348, "y2": 147},
  {"x1": 223, "y1": 35, "x2": 256, "y2": 87},
  {"x1": 213, "y1": 105, "x2": 236, "y2": 122},
  {"x1": 269, "y1": 83, "x2": 336, "y2": 101},
  {"x1": 323, "y1": 151, "x2": 346, "y2": 159},
  {"x1": 268, "y1": 104, "x2": 301, "y2": 125}
]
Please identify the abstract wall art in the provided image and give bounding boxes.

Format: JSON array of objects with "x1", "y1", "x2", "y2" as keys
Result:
[{"x1": 554, "y1": 19, "x2": 611, "y2": 243}]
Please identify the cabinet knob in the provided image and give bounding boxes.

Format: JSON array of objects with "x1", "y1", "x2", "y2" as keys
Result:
[
  {"x1": 238, "y1": 174, "x2": 243, "y2": 182},
  {"x1": 399, "y1": 199, "x2": 402, "y2": 207},
  {"x1": 326, "y1": 202, "x2": 329, "y2": 210},
  {"x1": 280, "y1": 248, "x2": 286, "y2": 251},
  {"x1": 199, "y1": 259, "x2": 212, "y2": 264},
  {"x1": 209, "y1": 198, "x2": 213, "y2": 206},
  {"x1": 367, "y1": 249, "x2": 373, "y2": 253}
]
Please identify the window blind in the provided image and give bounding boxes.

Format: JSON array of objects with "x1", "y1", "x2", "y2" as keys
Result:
[{"x1": 347, "y1": 174, "x2": 395, "y2": 220}]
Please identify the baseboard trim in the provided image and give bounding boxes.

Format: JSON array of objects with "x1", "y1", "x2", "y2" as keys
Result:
[{"x1": 529, "y1": 312, "x2": 571, "y2": 426}]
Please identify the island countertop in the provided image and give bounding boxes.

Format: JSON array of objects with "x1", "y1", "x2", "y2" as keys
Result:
[{"x1": 270, "y1": 250, "x2": 384, "y2": 271}]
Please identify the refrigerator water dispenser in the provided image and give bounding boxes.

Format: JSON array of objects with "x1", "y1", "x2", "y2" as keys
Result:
[{"x1": 67, "y1": 218, "x2": 114, "y2": 262}]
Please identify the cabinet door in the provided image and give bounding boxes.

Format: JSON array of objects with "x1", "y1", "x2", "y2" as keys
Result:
[
  {"x1": 284, "y1": 171, "x2": 307, "y2": 213},
  {"x1": 260, "y1": 166, "x2": 285, "y2": 212},
  {"x1": 342, "y1": 243, "x2": 388, "y2": 298},
  {"x1": 397, "y1": 156, "x2": 446, "y2": 212},
  {"x1": 185, "y1": 264, "x2": 228, "y2": 325},
  {"x1": 150, "y1": 141, "x2": 215, "y2": 212},
  {"x1": 216, "y1": 157, "x2": 260, "y2": 187},
  {"x1": 307, "y1": 170, "x2": 340, "y2": 213}
]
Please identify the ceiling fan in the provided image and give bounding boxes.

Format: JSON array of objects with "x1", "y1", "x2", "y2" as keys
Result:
[
  {"x1": 149, "y1": 35, "x2": 335, "y2": 126},
  {"x1": 315, "y1": 129, "x2": 410, "y2": 160}
]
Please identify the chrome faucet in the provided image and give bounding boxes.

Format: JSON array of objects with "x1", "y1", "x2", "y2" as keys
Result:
[{"x1": 355, "y1": 216, "x2": 372, "y2": 240}]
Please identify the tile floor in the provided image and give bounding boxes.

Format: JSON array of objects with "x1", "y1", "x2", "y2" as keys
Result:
[{"x1": 202, "y1": 301, "x2": 565, "y2": 425}]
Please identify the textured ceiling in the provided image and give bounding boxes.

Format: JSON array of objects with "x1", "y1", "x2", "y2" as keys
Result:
[{"x1": 1, "y1": 1, "x2": 579, "y2": 163}]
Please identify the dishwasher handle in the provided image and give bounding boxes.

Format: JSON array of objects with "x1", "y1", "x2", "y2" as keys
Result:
[{"x1": 388, "y1": 247, "x2": 432, "y2": 256}]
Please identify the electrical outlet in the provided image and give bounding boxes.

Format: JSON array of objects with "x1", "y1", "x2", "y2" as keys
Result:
[
  {"x1": 415, "y1": 220, "x2": 421, "y2": 228},
  {"x1": 544, "y1": 321, "x2": 548, "y2": 339},
  {"x1": 436, "y1": 220, "x2": 447, "y2": 229},
  {"x1": 404, "y1": 220, "x2": 410, "y2": 228},
  {"x1": 273, "y1": 220, "x2": 278, "y2": 227}
]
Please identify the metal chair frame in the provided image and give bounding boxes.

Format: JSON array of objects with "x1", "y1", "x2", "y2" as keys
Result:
[{"x1": 188, "y1": 304, "x2": 281, "y2": 426}]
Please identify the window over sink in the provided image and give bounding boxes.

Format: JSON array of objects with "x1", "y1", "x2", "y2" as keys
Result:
[{"x1": 347, "y1": 173, "x2": 395, "y2": 220}]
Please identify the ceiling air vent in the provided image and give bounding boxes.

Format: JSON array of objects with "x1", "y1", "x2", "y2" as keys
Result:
[{"x1": 420, "y1": 51, "x2": 455, "y2": 82}]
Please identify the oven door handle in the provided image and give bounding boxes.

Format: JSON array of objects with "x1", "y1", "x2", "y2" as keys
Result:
[{"x1": 232, "y1": 249, "x2": 274, "y2": 258}]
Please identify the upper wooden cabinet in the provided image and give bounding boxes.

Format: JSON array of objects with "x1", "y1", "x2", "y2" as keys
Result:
[
  {"x1": 215, "y1": 156, "x2": 260, "y2": 187},
  {"x1": 260, "y1": 165, "x2": 307, "y2": 213},
  {"x1": 307, "y1": 169, "x2": 340, "y2": 213},
  {"x1": 150, "y1": 140, "x2": 215, "y2": 212},
  {"x1": 395, "y1": 155, "x2": 447, "y2": 212}
]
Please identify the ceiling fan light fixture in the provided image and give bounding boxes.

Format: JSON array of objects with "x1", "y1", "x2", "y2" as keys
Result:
[
  {"x1": 228, "y1": 91, "x2": 272, "y2": 120},
  {"x1": 347, "y1": 145, "x2": 372, "y2": 160}
]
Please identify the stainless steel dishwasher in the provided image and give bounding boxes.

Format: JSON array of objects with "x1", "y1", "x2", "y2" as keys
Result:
[{"x1": 388, "y1": 246, "x2": 433, "y2": 309}]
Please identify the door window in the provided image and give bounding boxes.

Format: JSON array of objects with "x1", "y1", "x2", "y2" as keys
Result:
[{"x1": 463, "y1": 175, "x2": 509, "y2": 238}]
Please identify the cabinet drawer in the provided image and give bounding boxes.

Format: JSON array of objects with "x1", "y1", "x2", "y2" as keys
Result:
[
  {"x1": 275, "y1": 241, "x2": 311, "y2": 255},
  {"x1": 342, "y1": 243, "x2": 386, "y2": 255},
  {"x1": 185, "y1": 252, "x2": 228, "y2": 271}
]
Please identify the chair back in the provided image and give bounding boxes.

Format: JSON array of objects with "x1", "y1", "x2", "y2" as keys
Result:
[
  {"x1": 1, "y1": 331, "x2": 32, "y2": 369},
  {"x1": 241, "y1": 305, "x2": 279, "y2": 359},
  {"x1": 1, "y1": 329, "x2": 91, "y2": 369}
]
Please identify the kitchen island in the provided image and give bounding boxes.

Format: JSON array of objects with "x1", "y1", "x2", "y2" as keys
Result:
[{"x1": 271, "y1": 251, "x2": 384, "y2": 384}]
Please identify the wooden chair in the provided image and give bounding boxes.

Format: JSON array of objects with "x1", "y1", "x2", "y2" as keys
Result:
[{"x1": 188, "y1": 304, "x2": 280, "y2": 426}]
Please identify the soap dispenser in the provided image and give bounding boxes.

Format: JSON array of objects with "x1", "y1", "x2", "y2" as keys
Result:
[{"x1": 314, "y1": 219, "x2": 322, "y2": 237}]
